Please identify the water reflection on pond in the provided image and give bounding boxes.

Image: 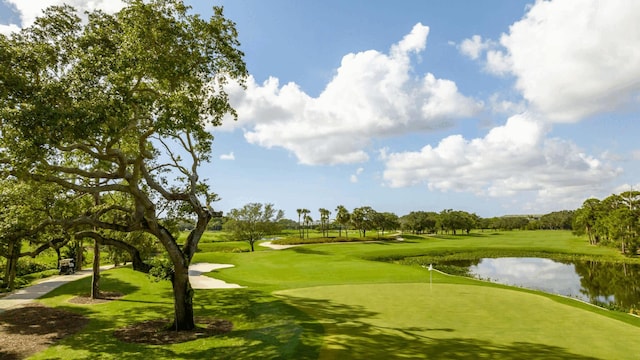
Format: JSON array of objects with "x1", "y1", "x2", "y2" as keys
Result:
[{"x1": 452, "y1": 257, "x2": 640, "y2": 311}]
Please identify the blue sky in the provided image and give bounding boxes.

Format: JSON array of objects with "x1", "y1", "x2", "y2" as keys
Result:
[{"x1": 2, "y1": 0, "x2": 640, "y2": 220}]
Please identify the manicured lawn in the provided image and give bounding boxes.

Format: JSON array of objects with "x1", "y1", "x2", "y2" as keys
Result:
[
  {"x1": 277, "y1": 283, "x2": 640, "y2": 359},
  {"x1": 34, "y1": 268, "x2": 321, "y2": 359},
  {"x1": 28, "y1": 230, "x2": 640, "y2": 359}
]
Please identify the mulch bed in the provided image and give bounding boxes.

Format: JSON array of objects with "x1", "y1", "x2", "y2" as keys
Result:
[
  {"x1": 0, "y1": 303, "x2": 89, "y2": 360},
  {"x1": 113, "y1": 317, "x2": 233, "y2": 345},
  {"x1": 67, "y1": 291, "x2": 124, "y2": 304},
  {"x1": 0, "y1": 298, "x2": 233, "y2": 359}
]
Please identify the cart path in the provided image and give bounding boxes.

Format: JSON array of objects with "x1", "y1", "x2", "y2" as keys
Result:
[
  {"x1": 0, "y1": 263, "x2": 242, "y2": 313},
  {"x1": 0, "y1": 265, "x2": 114, "y2": 313}
]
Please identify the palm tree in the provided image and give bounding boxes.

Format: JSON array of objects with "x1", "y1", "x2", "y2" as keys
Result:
[
  {"x1": 319, "y1": 208, "x2": 331, "y2": 237},
  {"x1": 300, "y1": 208, "x2": 310, "y2": 239},
  {"x1": 296, "y1": 208, "x2": 303, "y2": 239},
  {"x1": 304, "y1": 213, "x2": 313, "y2": 239},
  {"x1": 335, "y1": 205, "x2": 350, "y2": 239}
]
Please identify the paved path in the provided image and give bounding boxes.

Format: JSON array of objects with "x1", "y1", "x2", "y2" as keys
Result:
[
  {"x1": 0, "y1": 266, "x2": 113, "y2": 313},
  {"x1": 0, "y1": 263, "x2": 242, "y2": 313}
]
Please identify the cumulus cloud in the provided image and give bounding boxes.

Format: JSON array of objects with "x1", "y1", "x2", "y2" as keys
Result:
[
  {"x1": 0, "y1": 23, "x2": 20, "y2": 35},
  {"x1": 224, "y1": 23, "x2": 482, "y2": 165},
  {"x1": 459, "y1": 35, "x2": 493, "y2": 60},
  {"x1": 481, "y1": 0, "x2": 640, "y2": 122},
  {"x1": 1, "y1": 0, "x2": 125, "y2": 31},
  {"x1": 350, "y1": 167, "x2": 364, "y2": 183},
  {"x1": 381, "y1": 114, "x2": 621, "y2": 208},
  {"x1": 220, "y1": 152, "x2": 235, "y2": 161}
]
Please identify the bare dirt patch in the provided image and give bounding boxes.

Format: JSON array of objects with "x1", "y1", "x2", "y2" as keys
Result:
[
  {"x1": 67, "y1": 291, "x2": 124, "y2": 305},
  {"x1": 0, "y1": 303, "x2": 89, "y2": 360},
  {"x1": 113, "y1": 317, "x2": 233, "y2": 345}
]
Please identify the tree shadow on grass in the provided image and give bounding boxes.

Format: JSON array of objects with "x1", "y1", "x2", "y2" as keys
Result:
[
  {"x1": 191, "y1": 288, "x2": 323, "y2": 359},
  {"x1": 38, "y1": 272, "x2": 141, "y2": 301},
  {"x1": 292, "y1": 247, "x2": 329, "y2": 255},
  {"x1": 277, "y1": 295, "x2": 600, "y2": 360},
  {"x1": 25, "y1": 288, "x2": 323, "y2": 360}
]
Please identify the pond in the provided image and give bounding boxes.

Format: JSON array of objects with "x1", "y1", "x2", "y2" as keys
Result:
[{"x1": 445, "y1": 257, "x2": 640, "y2": 311}]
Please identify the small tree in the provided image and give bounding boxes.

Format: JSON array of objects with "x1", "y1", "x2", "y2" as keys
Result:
[
  {"x1": 375, "y1": 212, "x2": 399, "y2": 238},
  {"x1": 351, "y1": 206, "x2": 376, "y2": 237},
  {"x1": 224, "y1": 203, "x2": 284, "y2": 251}
]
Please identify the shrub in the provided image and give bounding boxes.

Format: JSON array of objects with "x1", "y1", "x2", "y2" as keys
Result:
[{"x1": 16, "y1": 258, "x2": 54, "y2": 276}]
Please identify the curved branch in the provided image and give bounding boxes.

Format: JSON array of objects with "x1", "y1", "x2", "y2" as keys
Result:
[
  {"x1": 76, "y1": 231, "x2": 151, "y2": 273},
  {"x1": 29, "y1": 173, "x2": 129, "y2": 194},
  {"x1": 44, "y1": 164, "x2": 122, "y2": 180},
  {"x1": 23, "y1": 237, "x2": 69, "y2": 258},
  {"x1": 140, "y1": 162, "x2": 189, "y2": 201}
]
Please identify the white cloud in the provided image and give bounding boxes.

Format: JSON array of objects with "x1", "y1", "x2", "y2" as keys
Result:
[
  {"x1": 485, "y1": 0, "x2": 640, "y2": 122},
  {"x1": 220, "y1": 152, "x2": 235, "y2": 161},
  {"x1": 381, "y1": 114, "x2": 620, "y2": 208},
  {"x1": 613, "y1": 183, "x2": 640, "y2": 194},
  {"x1": 350, "y1": 167, "x2": 364, "y2": 183},
  {"x1": 488, "y1": 93, "x2": 527, "y2": 115},
  {"x1": 0, "y1": 23, "x2": 20, "y2": 35},
  {"x1": 224, "y1": 23, "x2": 482, "y2": 165},
  {"x1": 459, "y1": 35, "x2": 493, "y2": 60},
  {"x1": 1, "y1": 0, "x2": 126, "y2": 30}
]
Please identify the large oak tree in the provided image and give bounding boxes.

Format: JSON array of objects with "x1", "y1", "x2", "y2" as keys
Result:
[{"x1": 0, "y1": 0, "x2": 246, "y2": 330}]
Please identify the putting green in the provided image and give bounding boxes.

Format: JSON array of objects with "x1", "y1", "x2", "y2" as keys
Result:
[{"x1": 276, "y1": 283, "x2": 640, "y2": 359}]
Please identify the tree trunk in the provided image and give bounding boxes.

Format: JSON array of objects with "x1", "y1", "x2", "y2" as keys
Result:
[
  {"x1": 55, "y1": 247, "x2": 61, "y2": 266},
  {"x1": 91, "y1": 239, "x2": 100, "y2": 299},
  {"x1": 75, "y1": 239, "x2": 84, "y2": 271},
  {"x1": 4, "y1": 241, "x2": 20, "y2": 291},
  {"x1": 171, "y1": 265, "x2": 195, "y2": 331}
]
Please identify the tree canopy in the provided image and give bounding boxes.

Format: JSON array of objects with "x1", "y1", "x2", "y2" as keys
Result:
[
  {"x1": 573, "y1": 191, "x2": 640, "y2": 255},
  {"x1": 224, "y1": 203, "x2": 284, "y2": 251},
  {"x1": 0, "y1": 0, "x2": 247, "y2": 330}
]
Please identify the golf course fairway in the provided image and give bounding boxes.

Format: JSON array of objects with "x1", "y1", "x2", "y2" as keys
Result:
[{"x1": 276, "y1": 283, "x2": 640, "y2": 359}]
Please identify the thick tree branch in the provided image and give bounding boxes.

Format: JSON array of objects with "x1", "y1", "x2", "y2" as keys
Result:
[
  {"x1": 23, "y1": 238, "x2": 68, "y2": 258},
  {"x1": 76, "y1": 231, "x2": 152, "y2": 273}
]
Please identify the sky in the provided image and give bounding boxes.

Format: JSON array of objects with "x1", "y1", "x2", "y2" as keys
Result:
[{"x1": 2, "y1": 0, "x2": 640, "y2": 220}]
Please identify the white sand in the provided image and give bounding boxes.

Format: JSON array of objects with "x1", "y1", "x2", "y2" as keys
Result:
[
  {"x1": 259, "y1": 241, "x2": 300, "y2": 250},
  {"x1": 188, "y1": 263, "x2": 244, "y2": 289}
]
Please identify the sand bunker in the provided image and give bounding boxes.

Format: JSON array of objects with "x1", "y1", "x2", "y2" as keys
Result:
[
  {"x1": 259, "y1": 241, "x2": 300, "y2": 250},
  {"x1": 189, "y1": 263, "x2": 244, "y2": 289}
]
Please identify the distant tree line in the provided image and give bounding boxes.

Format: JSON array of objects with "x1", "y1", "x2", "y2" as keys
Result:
[{"x1": 214, "y1": 203, "x2": 579, "y2": 253}]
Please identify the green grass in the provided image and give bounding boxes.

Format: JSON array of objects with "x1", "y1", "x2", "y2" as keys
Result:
[
  {"x1": 34, "y1": 268, "x2": 322, "y2": 359},
  {"x1": 26, "y1": 230, "x2": 640, "y2": 359},
  {"x1": 277, "y1": 283, "x2": 640, "y2": 359}
]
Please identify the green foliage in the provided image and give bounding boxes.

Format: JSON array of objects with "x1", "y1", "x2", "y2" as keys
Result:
[
  {"x1": 573, "y1": 191, "x2": 640, "y2": 254},
  {"x1": 400, "y1": 211, "x2": 439, "y2": 234},
  {"x1": 148, "y1": 257, "x2": 174, "y2": 282},
  {"x1": 224, "y1": 203, "x2": 284, "y2": 251},
  {"x1": 15, "y1": 258, "x2": 54, "y2": 276},
  {"x1": 273, "y1": 235, "x2": 397, "y2": 245},
  {"x1": 0, "y1": 0, "x2": 248, "y2": 329}
]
